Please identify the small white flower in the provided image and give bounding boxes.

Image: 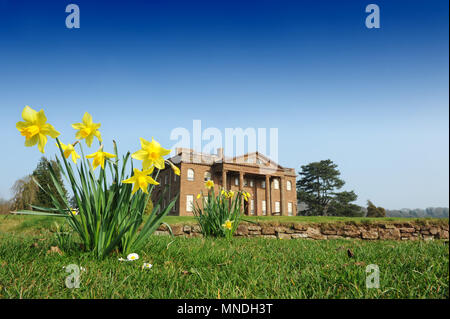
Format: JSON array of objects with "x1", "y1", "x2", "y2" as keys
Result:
[
  {"x1": 142, "y1": 263, "x2": 153, "y2": 270},
  {"x1": 127, "y1": 253, "x2": 139, "y2": 261},
  {"x1": 118, "y1": 257, "x2": 126, "y2": 261}
]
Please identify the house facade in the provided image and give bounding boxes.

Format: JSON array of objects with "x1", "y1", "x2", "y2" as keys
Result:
[{"x1": 152, "y1": 148, "x2": 297, "y2": 216}]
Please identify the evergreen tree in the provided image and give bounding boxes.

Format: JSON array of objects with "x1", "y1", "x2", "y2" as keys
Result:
[
  {"x1": 296, "y1": 159, "x2": 361, "y2": 216},
  {"x1": 32, "y1": 157, "x2": 68, "y2": 207},
  {"x1": 328, "y1": 191, "x2": 364, "y2": 217}
]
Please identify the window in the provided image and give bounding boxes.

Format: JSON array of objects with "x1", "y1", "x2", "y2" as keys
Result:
[
  {"x1": 244, "y1": 178, "x2": 248, "y2": 187},
  {"x1": 262, "y1": 200, "x2": 267, "y2": 215},
  {"x1": 235, "y1": 177, "x2": 239, "y2": 186},
  {"x1": 204, "y1": 171, "x2": 211, "y2": 181},
  {"x1": 250, "y1": 199, "x2": 255, "y2": 215},
  {"x1": 288, "y1": 202, "x2": 293, "y2": 216},
  {"x1": 261, "y1": 181, "x2": 266, "y2": 189},
  {"x1": 275, "y1": 201, "x2": 280, "y2": 213},
  {"x1": 186, "y1": 195, "x2": 194, "y2": 212},
  {"x1": 287, "y1": 181, "x2": 292, "y2": 191},
  {"x1": 273, "y1": 179, "x2": 279, "y2": 190},
  {"x1": 249, "y1": 179, "x2": 254, "y2": 187},
  {"x1": 187, "y1": 168, "x2": 194, "y2": 181}
]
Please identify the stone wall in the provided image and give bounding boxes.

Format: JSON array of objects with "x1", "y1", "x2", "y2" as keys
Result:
[{"x1": 155, "y1": 221, "x2": 449, "y2": 240}]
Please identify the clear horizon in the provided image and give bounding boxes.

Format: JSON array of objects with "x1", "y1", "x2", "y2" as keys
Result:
[{"x1": 0, "y1": 0, "x2": 448, "y2": 210}]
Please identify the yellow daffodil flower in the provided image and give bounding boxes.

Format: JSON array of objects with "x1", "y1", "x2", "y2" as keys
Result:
[
  {"x1": 57, "y1": 141, "x2": 81, "y2": 164},
  {"x1": 167, "y1": 160, "x2": 180, "y2": 176},
  {"x1": 227, "y1": 191, "x2": 235, "y2": 198},
  {"x1": 197, "y1": 193, "x2": 201, "y2": 199},
  {"x1": 242, "y1": 191, "x2": 251, "y2": 202},
  {"x1": 222, "y1": 219, "x2": 234, "y2": 230},
  {"x1": 72, "y1": 112, "x2": 102, "y2": 147},
  {"x1": 122, "y1": 167, "x2": 159, "y2": 194},
  {"x1": 132, "y1": 137, "x2": 171, "y2": 170},
  {"x1": 85, "y1": 146, "x2": 116, "y2": 170},
  {"x1": 205, "y1": 180, "x2": 214, "y2": 189},
  {"x1": 16, "y1": 106, "x2": 60, "y2": 153},
  {"x1": 221, "y1": 189, "x2": 227, "y2": 197},
  {"x1": 70, "y1": 209, "x2": 78, "y2": 216}
]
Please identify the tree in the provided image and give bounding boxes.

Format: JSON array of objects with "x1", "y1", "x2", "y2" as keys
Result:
[
  {"x1": 366, "y1": 200, "x2": 386, "y2": 217},
  {"x1": 328, "y1": 191, "x2": 364, "y2": 217},
  {"x1": 296, "y1": 159, "x2": 361, "y2": 216},
  {"x1": 11, "y1": 175, "x2": 38, "y2": 211},
  {"x1": 32, "y1": 157, "x2": 68, "y2": 208},
  {"x1": 0, "y1": 197, "x2": 12, "y2": 214}
]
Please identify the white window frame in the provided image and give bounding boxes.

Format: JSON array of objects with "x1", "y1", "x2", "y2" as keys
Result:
[
  {"x1": 273, "y1": 179, "x2": 279, "y2": 190},
  {"x1": 261, "y1": 181, "x2": 266, "y2": 189},
  {"x1": 250, "y1": 199, "x2": 254, "y2": 215},
  {"x1": 262, "y1": 200, "x2": 266, "y2": 215},
  {"x1": 288, "y1": 202, "x2": 293, "y2": 216},
  {"x1": 235, "y1": 177, "x2": 239, "y2": 186},
  {"x1": 249, "y1": 179, "x2": 254, "y2": 187},
  {"x1": 204, "y1": 171, "x2": 211, "y2": 181},
  {"x1": 187, "y1": 168, "x2": 194, "y2": 181},
  {"x1": 186, "y1": 195, "x2": 194, "y2": 212},
  {"x1": 287, "y1": 180, "x2": 292, "y2": 191},
  {"x1": 275, "y1": 201, "x2": 280, "y2": 213}
]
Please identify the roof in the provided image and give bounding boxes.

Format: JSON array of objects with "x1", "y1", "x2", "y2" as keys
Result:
[{"x1": 168, "y1": 148, "x2": 295, "y2": 175}]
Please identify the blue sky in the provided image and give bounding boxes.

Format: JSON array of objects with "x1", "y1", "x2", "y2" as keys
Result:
[{"x1": 0, "y1": 0, "x2": 448, "y2": 209}]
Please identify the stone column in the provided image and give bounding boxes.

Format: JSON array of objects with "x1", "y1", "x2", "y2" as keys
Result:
[
  {"x1": 265, "y1": 175, "x2": 271, "y2": 216},
  {"x1": 222, "y1": 168, "x2": 227, "y2": 190},
  {"x1": 239, "y1": 171, "x2": 244, "y2": 213},
  {"x1": 254, "y1": 177, "x2": 258, "y2": 216},
  {"x1": 280, "y1": 177, "x2": 286, "y2": 216}
]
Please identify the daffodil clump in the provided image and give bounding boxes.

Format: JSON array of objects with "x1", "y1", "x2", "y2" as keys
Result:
[
  {"x1": 15, "y1": 106, "x2": 179, "y2": 259},
  {"x1": 192, "y1": 180, "x2": 245, "y2": 239}
]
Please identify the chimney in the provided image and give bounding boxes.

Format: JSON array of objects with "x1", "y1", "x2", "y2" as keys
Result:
[{"x1": 217, "y1": 148, "x2": 223, "y2": 158}]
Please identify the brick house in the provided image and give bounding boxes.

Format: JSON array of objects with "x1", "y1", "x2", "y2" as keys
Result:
[{"x1": 152, "y1": 148, "x2": 297, "y2": 216}]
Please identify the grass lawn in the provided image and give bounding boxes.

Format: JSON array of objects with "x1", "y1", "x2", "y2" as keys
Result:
[{"x1": 0, "y1": 214, "x2": 448, "y2": 299}]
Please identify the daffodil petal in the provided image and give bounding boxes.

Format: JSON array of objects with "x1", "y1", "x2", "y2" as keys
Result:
[
  {"x1": 22, "y1": 106, "x2": 37, "y2": 123},
  {"x1": 82, "y1": 112, "x2": 93, "y2": 126},
  {"x1": 37, "y1": 134, "x2": 47, "y2": 153},
  {"x1": 24, "y1": 134, "x2": 39, "y2": 147}
]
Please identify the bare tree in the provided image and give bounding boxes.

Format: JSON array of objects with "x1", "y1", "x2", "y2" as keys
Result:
[{"x1": 11, "y1": 175, "x2": 38, "y2": 211}]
